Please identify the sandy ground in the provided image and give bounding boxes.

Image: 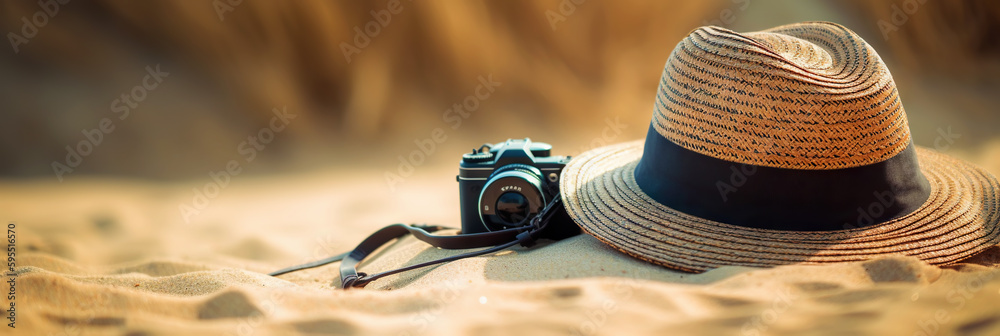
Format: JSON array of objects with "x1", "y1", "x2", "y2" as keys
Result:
[
  {"x1": 4, "y1": 162, "x2": 1000, "y2": 336},
  {"x1": 3, "y1": 1, "x2": 1000, "y2": 335}
]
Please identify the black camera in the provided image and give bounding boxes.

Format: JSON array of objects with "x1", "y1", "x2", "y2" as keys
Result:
[
  {"x1": 457, "y1": 138, "x2": 571, "y2": 233},
  {"x1": 269, "y1": 139, "x2": 578, "y2": 286}
]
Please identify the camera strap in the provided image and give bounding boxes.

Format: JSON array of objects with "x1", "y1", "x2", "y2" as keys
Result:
[{"x1": 268, "y1": 194, "x2": 564, "y2": 289}]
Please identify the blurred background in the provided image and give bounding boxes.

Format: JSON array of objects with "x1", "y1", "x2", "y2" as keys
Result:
[
  {"x1": 0, "y1": 0, "x2": 999, "y2": 275},
  {"x1": 4, "y1": 2, "x2": 1000, "y2": 332},
  {"x1": 1, "y1": 0, "x2": 999, "y2": 181}
]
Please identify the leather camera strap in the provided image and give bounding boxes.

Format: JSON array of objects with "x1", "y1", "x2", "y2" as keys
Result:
[{"x1": 268, "y1": 194, "x2": 563, "y2": 289}]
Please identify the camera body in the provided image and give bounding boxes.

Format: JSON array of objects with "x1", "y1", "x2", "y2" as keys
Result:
[{"x1": 458, "y1": 138, "x2": 571, "y2": 234}]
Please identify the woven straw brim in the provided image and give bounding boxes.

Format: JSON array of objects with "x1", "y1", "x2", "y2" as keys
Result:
[{"x1": 560, "y1": 140, "x2": 1000, "y2": 272}]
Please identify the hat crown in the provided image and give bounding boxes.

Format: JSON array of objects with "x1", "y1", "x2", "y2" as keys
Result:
[{"x1": 654, "y1": 22, "x2": 911, "y2": 170}]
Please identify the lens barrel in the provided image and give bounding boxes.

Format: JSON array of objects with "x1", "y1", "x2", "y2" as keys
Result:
[{"x1": 478, "y1": 164, "x2": 546, "y2": 231}]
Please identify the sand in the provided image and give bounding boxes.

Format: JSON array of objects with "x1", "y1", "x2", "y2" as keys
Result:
[{"x1": 4, "y1": 168, "x2": 1000, "y2": 336}]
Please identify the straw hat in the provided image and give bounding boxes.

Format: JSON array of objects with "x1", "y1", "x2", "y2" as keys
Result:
[{"x1": 560, "y1": 22, "x2": 1000, "y2": 272}]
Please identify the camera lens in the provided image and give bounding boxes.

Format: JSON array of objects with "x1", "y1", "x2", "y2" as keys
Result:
[
  {"x1": 495, "y1": 192, "x2": 530, "y2": 224},
  {"x1": 478, "y1": 164, "x2": 547, "y2": 231}
]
